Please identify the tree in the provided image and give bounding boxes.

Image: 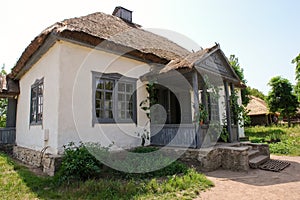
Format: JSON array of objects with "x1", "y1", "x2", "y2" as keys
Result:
[
  {"x1": 292, "y1": 53, "x2": 300, "y2": 101},
  {"x1": 266, "y1": 76, "x2": 298, "y2": 127},
  {"x1": 0, "y1": 64, "x2": 7, "y2": 127},
  {"x1": 228, "y1": 55, "x2": 250, "y2": 105},
  {"x1": 248, "y1": 86, "x2": 265, "y2": 100}
]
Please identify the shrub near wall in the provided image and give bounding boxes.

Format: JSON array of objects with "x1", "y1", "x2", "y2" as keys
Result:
[{"x1": 56, "y1": 142, "x2": 105, "y2": 183}]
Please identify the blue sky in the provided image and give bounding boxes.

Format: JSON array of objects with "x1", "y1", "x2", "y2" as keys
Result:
[{"x1": 1, "y1": 0, "x2": 299, "y2": 94}]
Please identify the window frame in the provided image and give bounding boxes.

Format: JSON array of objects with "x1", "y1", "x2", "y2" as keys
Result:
[
  {"x1": 30, "y1": 78, "x2": 44, "y2": 125},
  {"x1": 92, "y1": 72, "x2": 137, "y2": 125}
]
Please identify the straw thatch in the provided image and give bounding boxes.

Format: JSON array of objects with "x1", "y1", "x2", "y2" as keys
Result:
[
  {"x1": 246, "y1": 96, "x2": 269, "y2": 116},
  {"x1": 0, "y1": 75, "x2": 6, "y2": 92},
  {"x1": 160, "y1": 46, "x2": 216, "y2": 73},
  {"x1": 9, "y1": 11, "x2": 190, "y2": 79},
  {"x1": 0, "y1": 76, "x2": 19, "y2": 98}
]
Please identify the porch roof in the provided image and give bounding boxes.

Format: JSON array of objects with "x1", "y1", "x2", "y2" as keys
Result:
[{"x1": 141, "y1": 44, "x2": 245, "y2": 88}]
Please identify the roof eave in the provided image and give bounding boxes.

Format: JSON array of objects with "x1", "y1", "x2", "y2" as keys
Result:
[{"x1": 9, "y1": 30, "x2": 170, "y2": 80}]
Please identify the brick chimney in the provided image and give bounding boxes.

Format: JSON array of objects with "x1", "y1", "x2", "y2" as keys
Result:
[{"x1": 112, "y1": 6, "x2": 133, "y2": 23}]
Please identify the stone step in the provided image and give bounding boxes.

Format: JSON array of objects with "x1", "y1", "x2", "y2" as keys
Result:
[
  {"x1": 248, "y1": 149, "x2": 260, "y2": 159},
  {"x1": 249, "y1": 155, "x2": 269, "y2": 169}
]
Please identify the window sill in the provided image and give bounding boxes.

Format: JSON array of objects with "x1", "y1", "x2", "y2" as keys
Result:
[
  {"x1": 30, "y1": 122, "x2": 43, "y2": 126},
  {"x1": 92, "y1": 119, "x2": 136, "y2": 126}
]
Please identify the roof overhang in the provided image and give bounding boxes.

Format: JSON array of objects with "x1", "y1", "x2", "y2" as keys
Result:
[
  {"x1": 141, "y1": 44, "x2": 245, "y2": 88},
  {"x1": 9, "y1": 30, "x2": 171, "y2": 80}
]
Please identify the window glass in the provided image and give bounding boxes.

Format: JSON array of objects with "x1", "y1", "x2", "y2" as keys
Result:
[
  {"x1": 93, "y1": 74, "x2": 136, "y2": 123},
  {"x1": 30, "y1": 79, "x2": 43, "y2": 124}
]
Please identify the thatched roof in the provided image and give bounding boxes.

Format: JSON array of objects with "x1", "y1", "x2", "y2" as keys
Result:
[
  {"x1": 9, "y1": 11, "x2": 190, "y2": 79},
  {"x1": 0, "y1": 75, "x2": 7, "y2": 92},
  {"x1": 246, "y1": 96, "x2": 269, "y2": 116},
  {"x1": 0, "y1": 76, "x2": 20, "y2": 98},
  {"x1": 159, "y1": 46, "x2": 215, "y2": 73}
]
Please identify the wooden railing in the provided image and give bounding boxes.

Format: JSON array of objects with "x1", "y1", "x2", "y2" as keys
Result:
[
  {"x1": 150, "y1": 124, "x2": 209, "y2": 148},
  {"x1": 0, "y1": 128, "x2": 16, "y2": 144}
]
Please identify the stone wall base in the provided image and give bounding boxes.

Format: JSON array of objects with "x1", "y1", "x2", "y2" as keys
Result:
[
  {"x1": 13, "y1": 146, "x2": 62, "y2": 176},
  {"x1": 160, "y1": 143, "x2": 270, "y2": 172}
]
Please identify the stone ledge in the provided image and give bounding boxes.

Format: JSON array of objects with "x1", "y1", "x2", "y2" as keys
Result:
[{"x1": 13, "y1": 145, "x2": 62, "y2": 176}]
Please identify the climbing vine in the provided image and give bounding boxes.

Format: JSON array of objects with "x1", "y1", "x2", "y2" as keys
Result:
[
  {"x1": 230, "y1": 90, "x2": 250, "y2": 127},
  {"x1": 139, "y1": 81, "x2": 158, "y2": 119}
]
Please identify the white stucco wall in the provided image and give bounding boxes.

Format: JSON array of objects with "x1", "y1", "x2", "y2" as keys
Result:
[
  {"x1": 16, "y1": 40, "x2": 151, "y2": 155},
  {"x1": 16, "y1": 43, "x2": 60, "y2": 154},
  {"x1": 56, "y1": 41, "x2": 150, "y2": 153}
]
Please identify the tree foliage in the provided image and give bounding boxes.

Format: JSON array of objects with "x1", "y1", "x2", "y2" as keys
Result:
[
  {"x1": 0, "y1": 65, "x2": 7, "y2": 127},
  {"x1": 248, "y1": 86, "x2": 265, "y2": 100},
  {"x1": 228, "y1": 55, "x2": 250, "y2": 105},
  {"x1": 292, "y1": 53, "x2": 300, "y2": 101},
  {"x1": 266, "y1": 76, "x2": 298, "y2": 127}
]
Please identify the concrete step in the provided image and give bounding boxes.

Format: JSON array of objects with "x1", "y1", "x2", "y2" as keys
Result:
[
  {"x1": 249, "y1": 155, "x2": 269, "y2": 169},
  {"x1": 248, "y1": 149, "x2": 260, "y2": 159}
]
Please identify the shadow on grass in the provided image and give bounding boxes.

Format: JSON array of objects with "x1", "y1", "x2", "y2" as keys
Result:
[
  {"x1": 1, "y1": 152, "x2": 149, "y2": 200},
  {"x1": 12, "y1": 164, "x2": 149, "y2": 200},
  {"x1": 1, "y1": 151, "x2": 212, "y2": 200}
]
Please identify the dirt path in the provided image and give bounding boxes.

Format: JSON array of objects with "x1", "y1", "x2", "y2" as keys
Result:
[{"x1": 197, "y1": 155, "x2": 300, "y2": 200}]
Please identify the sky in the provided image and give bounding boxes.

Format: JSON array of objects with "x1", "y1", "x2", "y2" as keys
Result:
[{"x1": 0, "y1": 0, "x2": 299, "y2": 94}]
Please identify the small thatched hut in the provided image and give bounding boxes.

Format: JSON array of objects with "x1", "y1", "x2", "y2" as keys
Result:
[{"x1": 246, "y1": 96, "x2": 276, "y2": 126}]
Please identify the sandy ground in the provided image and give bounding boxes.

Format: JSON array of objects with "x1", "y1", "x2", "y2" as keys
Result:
[{"x1": 197, "y1": 155, "x2": 300, "y2": 200}]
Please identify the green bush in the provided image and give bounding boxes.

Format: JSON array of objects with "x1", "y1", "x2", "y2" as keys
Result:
[
  {"x1": 130, "y1": 146, "x2": 159, "y2": 153},
  {"x1": 56, "y1": 142, "x2": 105, "y2": 183},
  {"x1": 111, "y1": 146, "x2": 188, "y2": 179},
  {"x1": 245, "y1": 126, "x2": 300, "y2": 156}
]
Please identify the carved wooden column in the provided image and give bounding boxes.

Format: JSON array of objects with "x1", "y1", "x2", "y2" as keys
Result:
[
  {"x1": 192, "y1": 71, "x2": 200, "y2": 148},
  {"x1": 224, "y1": 81, "x2": 232, "y2": 141},
  {"x1": 230, "y1": 83, "x2": 236, "y2": 124},
  {"x1": 201, "y1": 85, "x2": 208, "y2": 123},
  {"x1": 6, "y1": 98, "x2": 17, "y2": 128},
  {"x1": 230, "y1": 83, "x2": 239, "y2": 142}
]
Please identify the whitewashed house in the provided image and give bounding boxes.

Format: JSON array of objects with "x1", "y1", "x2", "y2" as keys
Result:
[{"x1": 0, "y1": 7, "x2": 244, "y2": 175}]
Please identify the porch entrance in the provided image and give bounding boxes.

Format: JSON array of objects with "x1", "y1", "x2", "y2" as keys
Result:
[
  {"x1": 147, "y1": 69, "x2": 239, "y2": 148},
  {"x1": 155, "y1": 85, "x2": 181, "y2": 125}
]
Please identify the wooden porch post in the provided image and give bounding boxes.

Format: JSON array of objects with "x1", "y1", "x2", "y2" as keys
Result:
[
  {"x1": 230, "y1": 83, "x2": 239, "y2": 142},
  {"x1": 201, "y1": 85, "x2": 208, "y2": 122},
  {"x1": 192, "y1": 71, "x2": 200, "y2": 148},
  {"x1": 230, "y1": 83, "x2": 236, "y2": 124},
  {"x1": 224, "y1": 81, "x2": 232, "y2": 142},
  {"x1": 6, "y1": 98, "x2": 17, "y2": 128}
]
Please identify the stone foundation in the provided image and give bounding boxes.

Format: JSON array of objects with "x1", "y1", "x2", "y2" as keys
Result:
[
  {"x1": 160, "y1": 142, "x2": 269, "y2": 172},
  {"x1": 13, "y1": 146, "x2": 62, "y2": 176},
  {"x1": 218, "y1": 146, "x2": 249, "y2": 171}
]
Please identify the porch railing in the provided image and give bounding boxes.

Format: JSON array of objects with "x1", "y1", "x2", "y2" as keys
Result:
[
  {"x1": 150, "y1": 124, "x2": 209, "y2": 148},
  {"x1": 0, "y1": 128, "x2": 16, "y2": 144}
]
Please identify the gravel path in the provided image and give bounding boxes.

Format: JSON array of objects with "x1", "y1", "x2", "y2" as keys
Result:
[{"x1": 197, "y1": 155, "x2": 300, "y2": 200}]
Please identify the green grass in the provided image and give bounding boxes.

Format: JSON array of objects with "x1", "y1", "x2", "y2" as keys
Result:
[
  {"x1": 245, "y1": 125, "x2": 300, "y2": 156},
  {"x1": 0, "y1": 152, "x2": 213, "y2": 200}
]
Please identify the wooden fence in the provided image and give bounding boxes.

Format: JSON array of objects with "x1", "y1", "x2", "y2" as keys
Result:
[
  {"x1": 0, "y1": 128, "x2": 16, "y2": 144},
  {"x1": 150, "y1": 124, "x2": 209, "y2": 148}
]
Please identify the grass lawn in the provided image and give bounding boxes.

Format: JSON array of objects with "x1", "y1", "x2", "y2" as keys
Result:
[
  {"x1": 0, "y1": 152, "x2": 213, "y2": 200},
  {"x1": 245, "y1": 125, "x2": 300, "y2": 156}
]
